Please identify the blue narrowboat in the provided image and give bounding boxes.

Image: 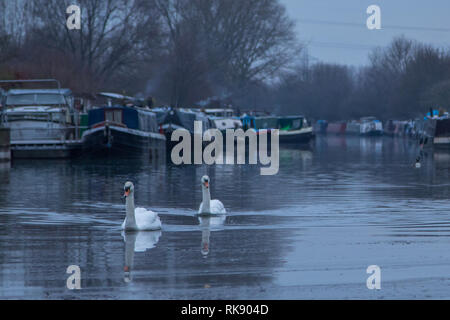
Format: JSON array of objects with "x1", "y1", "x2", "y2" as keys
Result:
[{"x1": 82, "y1": 105, "x2": 166, "y2": 156}]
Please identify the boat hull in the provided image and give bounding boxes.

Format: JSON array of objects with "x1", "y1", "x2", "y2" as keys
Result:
[
  {"x1": 6, "y1": 120, "x2": 70, "y2": 141},
  {"x1": 5, "y1": 120, "x2": 81, "y2": 158},
  {"x1": 432, "y1": 119, "x2": 450, "y2": 148},
  {"x1": 11, "y1": 140, "x2": 82, "y2": 159},
  {"x1": 82, "y1": 125, "x2": 166, "y2": 158},
  {"x1": 417, "y1": 118, "x2": 450, "y2": 149},
  {"x1": 278, "y1": 127, "x2": 314, "y2": 144}
]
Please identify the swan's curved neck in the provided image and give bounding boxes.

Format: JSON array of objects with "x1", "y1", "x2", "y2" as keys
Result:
[
  {"x1": 125, "y1": 193, "x2": 138, "y2": 229},
  {"x1": 202, "y1": 186, "x2": 211, "y2": 213}
]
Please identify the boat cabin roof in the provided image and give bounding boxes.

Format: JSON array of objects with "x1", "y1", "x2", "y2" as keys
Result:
[
  {"x1": 279, "y1": 115, "x2": 305, "y2": 119},
  {"x1": 98, "y1": 92, "x2": 136, "y2": 101},
  {"x1": 7, "y1": 89, "x2": 72, "y2": 95},
  {"x1": 5, "y1": 89, "x2": 73, "y2": 106},
  {"x1": 88, "y1": 105, "x2": 158, "y2": 132},
  {"x1": 203, "y1": 108, "x2": 234, "y2": 113},
  {"x1": 203, "y1": 108, "x2": 234, "y2": 117}
]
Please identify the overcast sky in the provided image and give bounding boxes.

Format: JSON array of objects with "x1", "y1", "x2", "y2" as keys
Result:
[{"x1": 280, "y1": 0, "x2": 450, "y2": 66}]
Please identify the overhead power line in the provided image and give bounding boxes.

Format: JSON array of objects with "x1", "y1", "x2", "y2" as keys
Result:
[
  {"x1": 297, "y1": 19, "x2": 450, "y2": 33},
  {"x1": 306, "y1": 41, "x2": 378, "y2": 50}
]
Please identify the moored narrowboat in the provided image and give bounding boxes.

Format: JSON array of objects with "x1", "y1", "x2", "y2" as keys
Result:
[
  {"x1": 277, "y1": 116, "x2": 314, "y2": 144},
  {"x1": 153, "y1": 106, "x2": 213, "y2": 152},
  {"x1": 241, "y1": 115, "x2": 314, "y2": 145},
  {"x1": 326, "y1": 122, "x2": 347, "y2": 135},
  {"x1": 360, "y1": 117, "x2": 383, "y2": 136},
  {"x1": 420, "y1": 112, "x2": 450, "y2": 149},
  {"x1": 82, "y1": 105, "x2": 166, "y2": 157}
]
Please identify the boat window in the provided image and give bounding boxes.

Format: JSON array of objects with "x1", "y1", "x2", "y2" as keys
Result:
[
  {"x1": 37, "y1": 94, "x2": 67, "y2": 105},
  {"x1": 279, "y1": 118, "x2": 303, "y2": 130},
  {"x1": 105, "y1": 109, "x2": 123, "y2": 123},
  {"x1": 292, "y1": 119, "x2": 302, "y2": 130},
  {"x1": 7, "y1": 94, "x2": 35, "y2": 105},
  {"x1": 114, "y1": 110, "x2": 122, "y2": 123},
  {"x1": 105, "y1": 110, "x2": 113, "y2": 122},
  {"x1": 6, "y1": 93, "x2": 67, "y2": 106}
]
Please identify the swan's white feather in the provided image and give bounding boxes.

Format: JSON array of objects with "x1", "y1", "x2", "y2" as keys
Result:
[
  {"x1": 199, "y1": 215, "x2": 226, "y2": 227},
  {"x1": 121, "y1": 207, "x2": 162, "y2": 231},
  {"x1": 198, "y1": 199, "x2": 226, "y2": 214}
]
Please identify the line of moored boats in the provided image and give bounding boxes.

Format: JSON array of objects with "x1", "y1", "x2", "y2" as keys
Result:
[
  {"x1": 1, "y1": 79, "x2": 449, "y2": 159},
  {"x1": 0, "y1": 79, "x2": 314, "y2": 159},
  {"x1": 314, "y1": 111, "x2": 450, "y2": 149}
]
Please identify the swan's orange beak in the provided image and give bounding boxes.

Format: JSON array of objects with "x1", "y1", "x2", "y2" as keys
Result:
[
  {"x1": 123, "y1": 190, "x2": 130, "y2": 197},
  {"x1": 204, "y1": 181, "x2": 209, "y2": 188}
]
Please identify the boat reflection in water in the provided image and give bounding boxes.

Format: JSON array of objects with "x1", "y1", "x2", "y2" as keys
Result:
[
  {"x1": 122, "y1": 230, "x2": 161, "y2": 283},
  {"x1": 198, "y1": 214, "x2": 226, "y2": 258}
]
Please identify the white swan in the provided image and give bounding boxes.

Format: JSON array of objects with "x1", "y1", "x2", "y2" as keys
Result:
[
  {"x1": 121, "y1": 181, "x2": 162, "y2": 231},
  {"x1": 198, "y1": 175, "x2": 226, "y2": 214}
]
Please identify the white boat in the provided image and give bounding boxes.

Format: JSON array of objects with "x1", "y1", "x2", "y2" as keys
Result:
[
  {"x1": 0, "y1": 79, "x2": 82, "y2": 158},
  {"x1": 360, "y1": 117, "x2": 383, "y2": 136}
]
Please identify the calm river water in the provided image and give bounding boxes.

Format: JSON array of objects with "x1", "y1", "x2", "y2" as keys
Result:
[{"x1": 0, "y1": 136, "x2": 449, "y2": 299}]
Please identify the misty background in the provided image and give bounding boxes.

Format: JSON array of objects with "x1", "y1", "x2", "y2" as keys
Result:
[{"x1": 1, "y1": 0, "x2": 450, "y2": 120}]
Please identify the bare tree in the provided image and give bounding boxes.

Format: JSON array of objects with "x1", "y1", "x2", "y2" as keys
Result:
[
  {"x1": 369, "y1": 35, "x2": 414, "y2": 77},
  {"x1": 0, "y1": 0, "x2": 36, "y2": 67},
  {"x1": 191, "y1": 0, "x2": 299, "y2": 84},
  {"x1": 275, "y1": 62, "x2": 354, "y2": 120},
  {"x1": 153, "y1": 0, "x2": 212, "y2": 106},
  {"x1": 154, "y1": 0, "x2": 299, "y2": 106},
  {"x1": 0, "y1": 0, "x2": 36, "y2": 45},
  {"x1": 26, "y1": 0, "x2": 162, "y2": 91},
  {"x1": 421, "y1": 80, "x2": 450, "y2": 111},
  {"x1": 364, "y1": 36, "x2": 415, "y2": 118}
]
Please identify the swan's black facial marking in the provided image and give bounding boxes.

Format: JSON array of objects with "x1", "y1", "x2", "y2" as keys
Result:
[
  {"x1": 201, "y1": 175, "x2": 210, "y2": 185},
  {"x1": 201, "y1": 176, "x2": 210, "y2": 189},
  {"x1": 123, "y1": 182, "x2": 133, "y2": 198}
]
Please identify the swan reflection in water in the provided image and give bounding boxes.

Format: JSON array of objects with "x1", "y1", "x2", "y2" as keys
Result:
[
  {"x1": 198, "y1": 214, "x2": 226, "y2": 257},
  {"x1": 122, "y1": 230, "x2": 161, "y2": 282}
]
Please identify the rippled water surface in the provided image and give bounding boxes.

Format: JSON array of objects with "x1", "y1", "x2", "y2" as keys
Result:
[{"x1": 1, "y1": 136, "x2": 450, "y2": 299}]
